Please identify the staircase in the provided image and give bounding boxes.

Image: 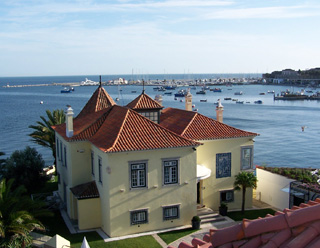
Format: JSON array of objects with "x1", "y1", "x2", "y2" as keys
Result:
[{"x1": 197, "y1": 207, "x2": 226, "y2": 224}]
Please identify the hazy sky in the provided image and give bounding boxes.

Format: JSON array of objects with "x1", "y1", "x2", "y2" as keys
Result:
[{"x1": 1, "y1": 0, "x2": 320, "y2": 76}]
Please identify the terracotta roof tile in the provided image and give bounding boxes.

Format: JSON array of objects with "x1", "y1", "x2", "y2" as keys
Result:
[
  {"x1": 126, "y1": 92, "x2": 163, "y2": 110},
  {"x1": 89, "y1": 105, "x2": 200, "y2": 153},
  {"x1": 54, "y1": 105, "x2": 200, "y2": 153},
  {"x1": 77, "y1": 86, "x2": 116, "y2": 118},
  {"x1": 169, "y1": 199, "x2": 320, "y2": 248},
  {"x1": 70, "y1": 181, "x2": 99, "y2": 199},
  {"x1": 160, "y1": 108, "x2": 258, "y2": 140}
]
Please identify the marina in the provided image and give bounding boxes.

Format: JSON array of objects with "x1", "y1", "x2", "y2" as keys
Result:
[{"x1": 0, "y1": 75, "x2": 320, "y2": 169}]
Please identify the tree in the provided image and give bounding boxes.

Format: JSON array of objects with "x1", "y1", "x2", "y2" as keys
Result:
[
  {"x1": 1, "y1": 146, "x2": 48, "y2": 193},
  {"x1": 0, "y1": 152, "x2": 5, "y2": 167},
  {"x1": 0, "y1": 179, "x2": 47, "y2": 248},
  {"x1": 29, "y1": 109, "x2": 65, "y2": 166},
  {"x1": 234, "y1": 171, "x2": 258, "y2": 214}
]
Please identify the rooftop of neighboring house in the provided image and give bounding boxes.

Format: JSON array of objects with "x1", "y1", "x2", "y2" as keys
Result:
[{"x1": 169, "y1": 198, "x2": 320, "y2": 248}]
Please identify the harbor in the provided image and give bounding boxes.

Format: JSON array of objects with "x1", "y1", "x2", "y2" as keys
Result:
[{"x1": 0, "y1": 80, "x2": 319, "y2": 169}]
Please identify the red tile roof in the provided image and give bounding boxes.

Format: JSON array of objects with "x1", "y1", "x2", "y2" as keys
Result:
[
  {"x1": 126, "y1": 92, "x2": 163, "y2": 110},
  {"x1": 169, "y1": 198, "x2": 320, "y2": 248},
  {"x1": 160, "y1": 108, "x2": 258, "y2": 140},
  {"x1": 77, "y1": 86, "x2": 116, "y2": 119},
  {"x1": 70, "y1": 181, "x2": 99, "y2": 199},
  {"x1": 54, "y1": 105, "x2": 200, "y2": 153}
]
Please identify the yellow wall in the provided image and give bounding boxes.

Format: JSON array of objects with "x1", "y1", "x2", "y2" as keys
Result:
[
  {"x1": 101, "y1": 147, "x2": 197, "y2": 237},
  {"x1": 78, "y1": 198, "x2": 102, "y2": 230},
  {"x1": 197, "y1": 137, "x2": 255, "y2": 211}
]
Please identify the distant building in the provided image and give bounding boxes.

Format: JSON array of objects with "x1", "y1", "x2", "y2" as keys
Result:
[{"x1": 53, "y1": 84, "x2": 258, "y2": 237}]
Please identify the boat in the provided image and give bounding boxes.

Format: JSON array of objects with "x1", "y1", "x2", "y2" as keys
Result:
[
  {"x1": 196, "y1": 90, "x2": 206, "y2": 95},
  {"x1": 236, "y1": 101, "x2": 244, "y2": 104},
  {"x1": 174, "y1": 89, "x2": 187, "y2": 97},
  {"x1": 131, "y1": 90, "x2": 137, "y2": 93},
  {"x1": 157, "y1": 87, "x2": 166, "y2": 92},
  {"x1": 274, "y1": 90, "x2": 308, "y2": 100},
  {"x1": 200, "y1": 99, "x2": 207, "y2": 102},
  {"x1": 224, "y1": 97, "x2": 232, "y2": 100},
  {"x1": 164, "y1": 92, "x2": 172, "y2": 95},
  {"x1": 254, "y1": 100, "x2": 263, "y2": 104},
  {"x1": 211, "y1": 88, "x2": 222, "y2": 92},
  {"x1": 164, "y1": 85, "x2": 177, "y2": 90},
  {"x1": 80, "y1": 78, "x2": 99, "y2": 86},
  {"x1": 61, "y1": 87, "x2": 72, "y2": 93},
  {"x1": 234, "y1": 91, "x2": 243, "y2": 95},
  {"x1": 267, "y1": 90, "x2": 275, "y2": 94},
  {"x1": 259, "y1": 92, "x2": 266, "y2": 95}
]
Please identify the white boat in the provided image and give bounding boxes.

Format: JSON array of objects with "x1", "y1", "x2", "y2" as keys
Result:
[
  {"x1": 234, "y1": 91, "x2": 243, "y2": 95},
  {"x1": 80, "y1": 78, "x2": 99, "y2": 86}
]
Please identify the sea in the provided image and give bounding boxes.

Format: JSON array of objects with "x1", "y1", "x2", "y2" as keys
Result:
[{"x1": 0, "y1": 74, "x2": 319, "y2": 169}]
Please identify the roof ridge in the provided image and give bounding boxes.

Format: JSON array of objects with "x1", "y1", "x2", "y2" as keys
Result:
[
  {"x1": 105, "y1": 107, "x2": 130, "y2": 152},
  {"x1": 181, "y1": 112, "x2": 197, "y2": 136},
  {"x1": 71, "y1": 108, "x2": 111, "y2": 141}
]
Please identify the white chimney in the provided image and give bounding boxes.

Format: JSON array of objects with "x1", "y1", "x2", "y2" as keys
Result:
[
  {"x1": 216, "y1": 99, "x2": 224, "y2": 123},
  {"x1": 185, "y1": 89, "x2": 192, "y2": 111},
  {"x1": 65, "y1": 105, "x2": 74, "y2": 138}
]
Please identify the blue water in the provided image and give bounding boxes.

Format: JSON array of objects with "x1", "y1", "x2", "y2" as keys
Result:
[{"x1": 0, "y1": 75, "x2": 319, "y2": 169}]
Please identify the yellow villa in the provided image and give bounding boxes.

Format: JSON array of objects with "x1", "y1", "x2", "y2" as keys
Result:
[{"x1": 53, "y1": 84, "x2": 258, "y2": 237}]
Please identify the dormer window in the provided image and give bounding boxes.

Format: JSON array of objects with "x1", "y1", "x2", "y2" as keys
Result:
[{"x1": 140, "y1": 111, "x2": 159, "y2": 123}]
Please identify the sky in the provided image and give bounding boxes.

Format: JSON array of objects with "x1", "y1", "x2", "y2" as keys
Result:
[{"x1": 0, "y1": 0, "x2": 320, "y2": 77}]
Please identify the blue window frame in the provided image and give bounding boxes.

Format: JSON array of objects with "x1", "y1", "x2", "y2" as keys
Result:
[
  {"x1": 163, "y1": 205, "x2": 180, "y2": 221},
  {"x1": 216, "y1": 153, "x2": 231, "y2": 178},
  {"x1": 91, "y1": 151, "x2": 94, "y2": 176},
  {"x1": 130, "y1": 209, "x2": 148, "y2": 225},
  {"x1": 130, "y1": 162, "x2": 147, "y2": 188},
  {"x1": 98, "y1": 157, "x2": 102, "y2": 184},
  {"x1": 163, "y1": 159, "x2": 179, "y2": 185}
]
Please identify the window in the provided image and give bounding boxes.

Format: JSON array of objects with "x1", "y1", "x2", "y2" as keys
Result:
[
  {"x1": 91, "y1": 151, "x2": 94, "y2": 176},
  {"x1": 216, "y1": 153, "x2": 231, "y2": 178},
  {"x1": 60, "y1": 142, "x2": 63, "y2": 162},
  {"x1": 163, "y1": 205, "x2": 180, "y2": 221},
  {"x1": 56, "y1": 139, "x2": 59, "y2": 159},
  {"x1": 163, "y1": 159, "x2": 179, "y2": 185},
  {"x1": 130, "y1": 161, "x2": 147, "y2": 189},
  {"x1": 98, "y1": 157, "x2": 102, "y2": 184},
  {"x1": 130, "y1": 209, "x2": 148, "y2": 225},
  {"x1": 241, "y1": 146, "x2": 253, "y2": 170},
  {"x1": 64, "y1": 146, "x2": 67, "y2": 167},
  {"x1": 220, "y1": 190, "x2": 234, "y2": 203},
  {"x1": 140, "y1": 111, "x2": 159, "y2": 123}
]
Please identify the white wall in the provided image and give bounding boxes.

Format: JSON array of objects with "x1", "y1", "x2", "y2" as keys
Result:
[{"x1": 256, "y1": 168, "x2": 295, "y2": 210}]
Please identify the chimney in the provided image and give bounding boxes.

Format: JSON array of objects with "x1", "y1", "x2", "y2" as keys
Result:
[
  {"x1": 185, "y1": 89, "x2": 192, "y2": 111},
  {"x1": 65, "y1": 105, "x2": 74, "y2": 138},
  {"x1": 154, "y1": 95, "x2": 163, "y2": 106},
  {"x1": 216, "y1": 99, "x2": 224, "y2": 123}
]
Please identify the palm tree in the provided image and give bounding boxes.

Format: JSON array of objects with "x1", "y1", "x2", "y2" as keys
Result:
[
  {"x1": 0, "y1": 179, "x2": 48, "y2": 247},
  {"x1": 234, "y1": 171, "x2": 258, "y2": 214},
  {"x1": 29, "y1": 109, "x2": 65, "y2": 166}
]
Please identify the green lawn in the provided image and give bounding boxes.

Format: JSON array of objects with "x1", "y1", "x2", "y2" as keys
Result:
[
  {"x1": 227, "y1": 208, "x2": 276, "y2": 221},
  {"x1": 38, "y1": 211, "x2": 162, "y2": 248},
  {"x1": 158, "y1": 228, "x2": 197, "y2": 245}
]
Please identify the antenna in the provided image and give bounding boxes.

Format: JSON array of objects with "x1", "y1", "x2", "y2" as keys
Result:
[{"x1": 99, "y1": 75, "x2": 102, "y2": 87}]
